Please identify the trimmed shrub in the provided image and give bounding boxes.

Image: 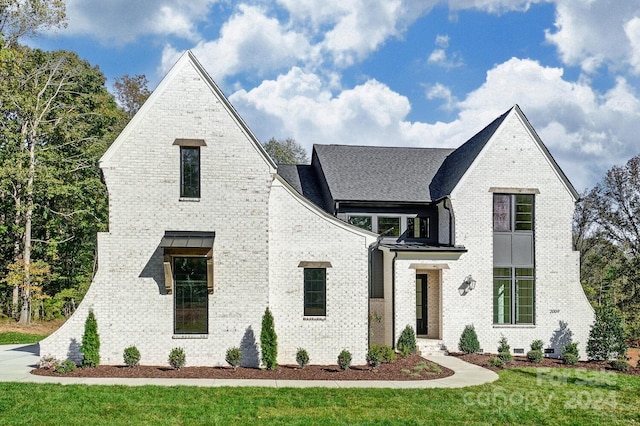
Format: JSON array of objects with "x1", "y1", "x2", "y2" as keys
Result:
[
  {"x1": 397, "y1": 325, "x2": 417, "y2": 357},
  {"x1": 337, "y1": 349, "x2": 352, "y2": 370},
  {"x1": 562, "y1": 342, "x2": 580, "y2": 365},
  {"x1": 497, "y1": 336, "x2": 512, "y2": 363},
  {"x1": 168, "y1": 347, "x2": 186, "y2": 369},
  {"x1": 489, "y1": 356, "x2": 505, "y2": 368},
  {"x1": 56, "y1": 359, "x2": 77, "y2": 374},
  {"x1": 527, "y1": 350, "x2": 543, "y2": 363},
  {"x1": 123, "y1": 346, "x2": 141, "y2": 367},
  {"x1": 587, "y1": 303, "x2": 627, "y2": 361},
  {"x1": 531, "y1": 339, "x2": 544, "y2": 351},
  {"x1": 296, "y1": 348, "x2": 310, "y2": 369},
  {"x1": 260, "y1": 307, "x2": 278, "y2": 370},
  {"x1": 609, "y1": 359, "x2": 630, "y2": 372},
  {"x1": 380, "y1": 345, "x2": 397, "y2": 363},
  {"x1": 458, "y1": 324, "x2": 480, "y2": 354},
  {"x1": 563, "y1": 353, "x2": 578, "y2": 365},
  {"x1": 80, "y1": 310, "x2": 100, "y2": 368},
  {"x1": 225, "y1": 347, "x2": 242, "y2": 370},
  {"x1": 366, "y1": 346, "x2": 382, "y2": 369}
]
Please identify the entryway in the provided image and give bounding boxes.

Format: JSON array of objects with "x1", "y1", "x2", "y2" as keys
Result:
[{"x1": 416, "y1": 273, "x2": 428, "y2": 335}]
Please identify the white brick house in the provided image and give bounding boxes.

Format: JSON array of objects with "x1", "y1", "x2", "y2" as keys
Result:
[{"x1": 40, "y1": 51, "x2": 593, "y2": 366}]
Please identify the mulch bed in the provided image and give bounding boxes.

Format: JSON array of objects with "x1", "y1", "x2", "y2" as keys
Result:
[
  {"x1": 31, "y1": 354, "x2": 454, "y2": 381},
  {"x1": 451, "y1": 352, "x2": 640, "y2": 376}
]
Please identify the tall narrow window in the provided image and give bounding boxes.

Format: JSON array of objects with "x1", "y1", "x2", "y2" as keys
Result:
[
  {"x1": 407, "y1": 217, "x2": 430, "y2": 239},
  {"x1": 304, "y1": 268, "x2": 326, "y2": 316},
  {"x1": 174, "y1": 257, "x2": 208, "y2": 334},
  {"x1": 180, "y1": 146, "x2": 200, "y2": 198}
]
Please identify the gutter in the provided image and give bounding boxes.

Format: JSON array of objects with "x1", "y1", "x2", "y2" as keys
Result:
[{"x1": 391, "y1": 251, "x2": 398, "y2": 349}]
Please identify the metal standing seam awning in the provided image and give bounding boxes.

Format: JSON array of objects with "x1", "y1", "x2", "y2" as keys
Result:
[{"x1": 160, "y1": 231, "x2": 215, "y2": 294}]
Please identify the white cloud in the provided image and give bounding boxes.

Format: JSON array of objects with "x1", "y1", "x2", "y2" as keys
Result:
[
  {"x1": 448, "y1": 0, "x2": 541, "y2": 13},
  {"x1": 427, "y1": 34, "x2": 463, "y2": 68},
  {"x1": 62, "y1": 0, "x2": 216, "y2": 43},
  {"x1": 161, "y1": 5, "x2": 313, "y2": 81},
  {"x1": 425, "y1": 83, "x2": 457, "y2": 109}
]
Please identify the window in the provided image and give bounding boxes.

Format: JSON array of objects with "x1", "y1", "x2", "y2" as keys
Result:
[
  {"x1": 348, "y1": 215, "x2": 372, "y2": 231},
  {"x1": 407, "y1": 217, "x2": 430, "y2": 238},
  {"x1": 304, "y1": 268, "x2": 326, "y2": 316},
  {"x1": 174, "y1": 257, "x2": 208, "y2": 334},
  {"x1": 493, "y1": 267, "x2": 534, "y2": 324},
  {"x1": 378, "y1": 216, "x2": 400, "y2": 237},
  {"x1": 180, "y1": 146, "x2": 200, "y2": 198},
  {"x1": 493, "y1": 194, "x2": 534, "y2": 231}
]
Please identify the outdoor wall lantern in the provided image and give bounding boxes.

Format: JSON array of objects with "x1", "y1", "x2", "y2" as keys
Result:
[{"x1": 459, "y1": 275, "x2": 477, "y2": 295}]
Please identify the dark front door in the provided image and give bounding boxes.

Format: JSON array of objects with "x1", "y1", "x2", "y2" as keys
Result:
[{"x1": 416, "y1": 274, "x2": 428, "y2": 335}]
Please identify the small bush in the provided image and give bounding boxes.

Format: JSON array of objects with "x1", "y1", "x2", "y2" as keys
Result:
[
  {"x1": 123, "y1": 346, "x2": 141, "y2": 367},
  {"x1": 397, "y1": 325, "x2": 417, "y2": 357},
  {"x1": 38, "y1": 355, "x2": 61, "y2": 370},
  {"x1": 337, "y1": 349, "x2": 352, "y2": 370},
  {"x1": 497, "y1": 336, "x2": 512, "y2": 363},
  {"x1": 458, "y1": 324, "x2": 480, "y2": 354},
  {"x1": 526, "y1": 350, "x2": 543, "y2": 363},
  {"x1": 380, "y1": 345, "x2": 397, "y2": 363},
  {"x1": 168, "y1": 347, "x2": 186, "y2": 369},
  {"x1": 530, "y1": 339, "x2": 544, "y2": 351},
  {"x1": 225, "y1": 347, "x2": 242, "y2": 369},
  {"x1": 260, "y1": 307, "x2": 278, "y2": 370},
  {"x1": 80, "y1": 310, "x2": 100, "y2": 368},
  {"x1": 366, "y1": 346, "x2": 382, "y2": 369},
  {"x1": 489, "y1": 356, "x2": 505, "y2": 368},
  {"x1": 296, "y1": 348, "x2": 310, "y2": 369},
  {"x1": 609, "y1": 359, "x2": 630, "y2": 372},
  {"x1": 563, "y1": 353, "x2": 579, "y2": 365},
  {"x1": 56, "y1": 359, "x2": 77, "y2": 374},
  {"x1": 562, "y1": 342, "x2": 579, "y2": 365}
]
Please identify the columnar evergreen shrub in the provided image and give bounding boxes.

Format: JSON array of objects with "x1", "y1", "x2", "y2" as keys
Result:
[
  {"x1": 397, "y1": 325, "x2": 417, "y2": 356},
  {"x1": 337, "y1": 349, "x2": 352, "y2": 370},
  {"x1": 562, "y1": 342, "x2": 579, "y2": 365},
  {"x1": 123, "y1": 346, "x2": 141, "y2": 367},
  {"x1": 295, "y1": 348, "x2": 309, "y2": 369},
  {"x1": 587, "y1": 303, "x2": 627, "y2": 361},
  {"x1": 168, "y1": 347, "x2": 186, "y2": 369},
  {"x1": 458, "y1": 325, "x2": 480, "y2": 354},
  {"x1": 260, "y1": 307, "x2": 278, "y2": 370},
  {"x1": 80, "y1": 310, "x2": 100, "y2": 368},
  {"x1": 497, "y1": 336, "x2": 512, "y2": 363},
  {"x1": 225, "y1": 347, "x2": 242, "y2": 369}
]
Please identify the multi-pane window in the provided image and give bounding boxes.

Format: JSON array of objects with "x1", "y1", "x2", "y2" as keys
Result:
[
  {"x1": 304, "y1": 268, "x2": 326, "y2": 316},
  {"x1": 407, "y1": 217, "x2": 429, "y2": 239},
  {"x1": 348, "y1": 215, "x2": 372, "y2": 231},
  {"x1": 174, "y1": 257, "x2": 208, "y2": 334},
  {"x1": 493, "y1": 194, "x2": 534, "y2": 231},
  {"x1": 377, "y1": 216, "x2": 400, "y2": 237},
  {"x1": 180, "y1": 146, "x2": 200, "y2": 198},
  {"x1": 493, "y1": 267, "x2": 534, "y2": 324}
]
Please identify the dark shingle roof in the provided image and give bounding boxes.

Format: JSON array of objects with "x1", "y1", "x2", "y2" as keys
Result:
[
  {"x1": 429, "y1": 109, "x2": 510, "y2": 200},
  {"x1": 312, "y1": 145, "x2": 455, "y2": 203},
  {"x1": 277, "y1": 164, "x2": 327, "y2": 208}
]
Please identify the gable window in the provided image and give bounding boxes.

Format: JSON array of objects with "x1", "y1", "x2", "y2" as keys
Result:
[
  {"x1": 493, "y1": 267, "x2": 535, "y2": 324},
  {"x1": 180, "y1": 146, "x2": 200, "y2": 198},
  {"x1": 407, "y1": 217, "x2": 430, "y2": 239},
  {"x1": 493, "y1": 194, "x2": 533, "y2": 231},
  {"x1": 304, "y1": 268, "x2": 326, "y2": 316},
  {"x1": 348, "y1": 215, "x2": 372, "y2": 231},
  {"x1": 378, "y1": 216, "x2": 400, "y2": 237}
]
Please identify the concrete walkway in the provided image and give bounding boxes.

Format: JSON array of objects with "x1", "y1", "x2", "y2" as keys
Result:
[{"x1": 0, "y1": 344, "x2": 498, "y2": 388}]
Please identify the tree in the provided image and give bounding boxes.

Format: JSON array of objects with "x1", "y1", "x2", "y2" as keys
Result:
[
  {"x1": 80, "y1": 309, "x2": 100, "y2": 367},
  {"x1": 260, "y1": 307, "x2": 277, "y2": 370},
  {"x1": 0, "y1": 0, "x2": 66, "y2": 45},
  {"x1": 262, "y1": 137, "x2": 308, "y2": 165},
  {"x1": 113, "y1": 74, "x2": 151, "y2": 118},
  {"x1": 587, "y1": 302, "x2": 627, "y2": 361},
  {"x1": 0, "y1": 44, "x2": 126, "y2": 322}
]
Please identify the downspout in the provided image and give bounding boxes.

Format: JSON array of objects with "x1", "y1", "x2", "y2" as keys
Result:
[{"x1": 391, "y1": 251, "x2": 398, "y2": 349}]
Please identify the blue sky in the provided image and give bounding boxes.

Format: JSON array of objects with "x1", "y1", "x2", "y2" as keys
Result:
[{"x1": 32, "y1": 0, "x2": 640, "y2": 192}]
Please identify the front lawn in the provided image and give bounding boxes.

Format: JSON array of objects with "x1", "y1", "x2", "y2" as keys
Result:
[
  {"x1": 0, "y1": 331, "x2": 47, "y2": 345},
  {"x1": 0, "y1": 368, "x2": 638, "y2": 425}
]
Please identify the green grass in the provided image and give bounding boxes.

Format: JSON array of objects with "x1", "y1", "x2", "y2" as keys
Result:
[
  {"x1": 0, "y1": 368, "x2": 639, "y2": 425},
  {"x1": 0, "y1": 331, "x2": 47, "y2": 344}
]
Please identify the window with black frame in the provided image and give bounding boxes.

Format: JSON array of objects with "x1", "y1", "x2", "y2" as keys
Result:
[
  {"x1": 304, "y1": 268, "x2": 326, "y2": 316},
  {"x1": 180, "y1": 146, "x2": 200, "y2": 198},
  {"x1": 174, "y1": 257, "x2": 208, "y2": 334}
]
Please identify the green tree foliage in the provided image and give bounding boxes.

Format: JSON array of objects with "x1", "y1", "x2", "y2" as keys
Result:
[
  {"x1": 0, "y1": 43, "x2": 127, "y2": 322},
  {"x1": 458, "y1": 324, "x2": 480, "y2": 354},
  {"x1": 262, "y1": 137, "x2": 308, "y2": 165},
  {"x1": 260, "y1": 307, "x2": 278, "y2": 370},
  {"x1": 80, "y1": 310, "x2": 100, "y2": 367},
  {"x1": 0, "y1": 0, "x2": 66, "y2": 45},
  {"x1": 113, "y1": 74, "x2": 150, "y2": 118},
  {"x1": 587, "y1": 303, "x2": 627, "y2": 361},
  {"x1": 396, "y1": 325, "x2": 416, "y2": 356}
]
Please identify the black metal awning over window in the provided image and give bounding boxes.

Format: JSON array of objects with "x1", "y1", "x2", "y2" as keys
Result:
[{"x1": 160, "y1": 231, "x2": 215, "y2": 249}]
